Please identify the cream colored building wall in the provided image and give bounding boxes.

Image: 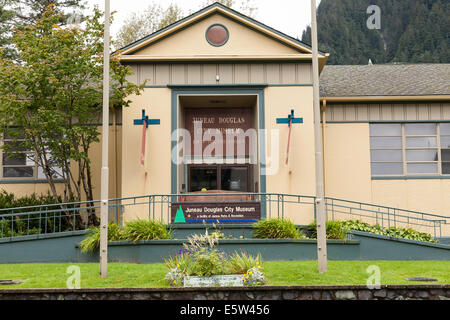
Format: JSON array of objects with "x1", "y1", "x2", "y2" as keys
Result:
[
  {"x1": 0, "y1": 125, "x2": 121, "y2": 203},
  {"x1": 0, "y1": 183, "x2": 66, "y2": 198},
  {"x1": 88, "y1": 126, "x2": 122, "y2": 201},
  {"x1": 264, "y1": 86, "x2": 317, "y2": 225},
  {"x1": 324, "y1": 122, "x2": 450, "y2": 235},
  {"x1": 120, "y1": 88, "x2": 173, "y2": 222},
  {"x1": 323, "y1": 123, "x2": 372, "y2": 202},
  {"x1": 134, "y1": 14, "x2": 301, "y2": 57},
  {"x1": 371, "y1": 179, "x2": 450, "y2": 235}
]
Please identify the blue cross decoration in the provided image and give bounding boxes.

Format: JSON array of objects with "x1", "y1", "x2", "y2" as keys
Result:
[
  {"x1": 133, "y1": 109, "x2": 160, "y2": 128},
  {"x1": 276, "y1": 109, "x2": 303, "y2": 126}
]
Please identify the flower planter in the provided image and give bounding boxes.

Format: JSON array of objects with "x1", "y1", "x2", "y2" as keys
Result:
[{"x1": 183, "y1": 275, "x2": 244, "y2": 287}]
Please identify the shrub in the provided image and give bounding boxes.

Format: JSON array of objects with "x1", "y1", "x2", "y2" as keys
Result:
[
  {"x1": 164, "y1": 252, "x2": 194, "y2": 287},
  {"x1": 0, "y1": 191, "x2": 60, "y2": 238},
  {"x1": 225, "y1": 251, "x2": 263, "y2": 275},
  {"x1": 0, "y1": 190, "x2": 61, "y2": 211},
  {"x1": 164, "y1": 233, "x2": 267, "y2": 287},
  {"x1": 78, "y1": 223, "x2": 124, "y2": 253},
  {"x1": 189, "y1": 246, "x2": 227, "y2": 277},
  {"x1": 181, "y1": 233, "x2": 226, "y2": 277},
  {"x1": 252, "y1": 218, "x2": 304, "y2": 239},
  {"x1": 122, "y1": 219, "x2": 173, "y2": 242},
  {"x1": 341, "y1": 220, "x2": 438, "y2": 243},
  {"x1": 0, "y1": 190, "x2": 87, "y2": 237},
  {"x1": 78, "y1": 220, "x2": 174, "y2": 252},
  {"x1": 308, "y1": 220, "x2": 348, "y2": 240}
]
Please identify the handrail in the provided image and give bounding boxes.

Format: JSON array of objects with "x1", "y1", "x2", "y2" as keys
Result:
[
  {"x1": 0, "y1": 193, "x2": 449, "y2": 239},
  {"x1": 325, "y1": 196, "x2": 450, "y2": 221}
]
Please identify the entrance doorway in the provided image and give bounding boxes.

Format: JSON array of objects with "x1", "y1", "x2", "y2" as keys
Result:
[
  {"x1": 177, "y1": 94, "x2": 260, "y2": 194},
  {"x1": 188, "y1": 164, "x2": 252, "y2": 192}
]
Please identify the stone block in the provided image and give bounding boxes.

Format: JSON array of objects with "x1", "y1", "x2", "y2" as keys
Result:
[
  {"x1": 282, "y1": 291, "x2": 297, "y2": 300},
  {"x1": 357, "y1": 290, "x2": 373, "y2": 300},
  {"x1": 373, "y1": 289, "x2": 387, "y2": 298},
  {"x1": 335, "y1": 290, "x2": 356, "y2": 300}
]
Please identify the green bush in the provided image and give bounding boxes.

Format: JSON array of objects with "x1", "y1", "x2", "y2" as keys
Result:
[
  {"x1": 225, "y1": 251, "x2": 263, "y2": 275},
  {"x1": 122, "y1": 219, "x2": 173, "y2": 242},
  {"x1": 308, "y1": 220, "x2": 348, "y2": 240},
  {"x1": 189, "y1": 246, "x2": 227, "y2": 277},
  {"x1": 341, "y1": 220, "x2": 438, "y2": 243},
  {"x1": 0, "y1": 190, "x2": 80, "y2": 238},
  {"x1": 252, "y1": 218, "x2": 304, "y2": 239},
  {"x1": 0, "y1": 190, "x2": 60, "y2": 211},
  {"x1": 78, "y1": 223, "x2": 125, "y2": 253},
  {"x1": 79, "y1": 220, "x2": 174, "y2": 252}
]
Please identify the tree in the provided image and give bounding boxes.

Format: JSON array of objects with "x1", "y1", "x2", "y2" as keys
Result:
[
  {"x1": 115, "y1": 3, "x2": 184, "y2": 49},
  {"x1": 201, "y1": 0, "x2": 258, "y2": 17},
  {"x1": 115, "y1": 0, "x2": 258, "y2": 50},
  {"x1": 0, "y1": 5, "x2": 144, "y2": 226},
  {"x1": 0, "y1": 0, "x2": 86, "y2": 59},
  {"x1": 0, "y1": 1, "x2": 16, "y2": 59},
  {"x1": 301, "y1": 0, "x2": 449, "y2": 65}
]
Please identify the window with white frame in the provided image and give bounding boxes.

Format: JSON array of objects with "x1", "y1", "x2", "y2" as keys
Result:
[
  {"x1": 0, "y1": 133, "x2": 63, "y2": 180},
  {"x1": 370, "y1": 123, "x2": 450, "y2": 176}
]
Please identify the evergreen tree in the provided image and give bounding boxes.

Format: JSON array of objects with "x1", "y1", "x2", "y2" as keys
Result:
[{"x1": 302, "y1": 0, "x2": 449, "y2": 64}]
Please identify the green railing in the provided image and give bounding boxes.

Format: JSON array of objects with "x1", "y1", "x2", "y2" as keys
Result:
[
  {"x1": 0, "y1": 198, "x2": 123, "y2": 238},
  {"x1": 0, "y1": 193, "x2": 448, "y2": 239},
  {"x1": 324, "y1": 197, "x2": 449, "y2": 239}
]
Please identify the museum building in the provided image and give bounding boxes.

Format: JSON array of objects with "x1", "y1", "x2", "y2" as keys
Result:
[{"x1": 0, "y1": 3, "x2": 449, "y2": 230}]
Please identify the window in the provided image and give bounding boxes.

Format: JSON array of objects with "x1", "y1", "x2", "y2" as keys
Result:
[
  {"x1": 441, "y1": 124, "x2": 450, "y2": 174},
  {"x1": 188, "y1": 165, "x2": 251, "y2": 192},
  {"x1": 370, "y1": 124, "x2": 403, "y2": 175},
  {"x1": 370, "y1": 123, "x2": 450, "y2": 177},
  {"x1": 1, "y1": 134, "x2": 63, "y2": 181}
]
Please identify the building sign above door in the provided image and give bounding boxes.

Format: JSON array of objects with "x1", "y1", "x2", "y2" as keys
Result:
[{"x1": 185, "y1": 107, "x2": 254, "y2": 157}]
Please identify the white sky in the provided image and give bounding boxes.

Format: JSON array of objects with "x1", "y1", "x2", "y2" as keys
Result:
[{"x1": 84, "y1": 0, "x2": 320, "y2": 41}]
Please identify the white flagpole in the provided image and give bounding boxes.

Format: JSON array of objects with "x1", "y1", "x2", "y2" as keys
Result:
[
  {"x1": 311, "y1": 0, "x2": 328, "y2": 273},
  {"x1": 100, "y1": 0, "x2": 110, "y2": 278}
]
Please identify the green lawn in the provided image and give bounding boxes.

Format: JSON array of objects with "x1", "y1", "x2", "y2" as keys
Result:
[{"x1": 0, "y1": 261, "x2": 449, "y2": 289}]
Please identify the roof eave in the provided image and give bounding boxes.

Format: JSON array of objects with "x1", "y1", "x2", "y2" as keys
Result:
[
  {"x1": 321, "y1": 95, "x2": 450, "y2": 102},
  {"x1": 117, "y1": 3, "x2": 327, "y2": 58}
]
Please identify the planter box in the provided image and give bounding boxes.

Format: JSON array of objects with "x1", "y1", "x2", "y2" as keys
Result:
[{"x1": 183, "y1": 275, "x2": 244, "y2": 287}]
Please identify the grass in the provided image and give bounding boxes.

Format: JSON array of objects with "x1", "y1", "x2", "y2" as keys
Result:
[{"x1": 0, "y1": 261, "x2": 449, "y2": 289}]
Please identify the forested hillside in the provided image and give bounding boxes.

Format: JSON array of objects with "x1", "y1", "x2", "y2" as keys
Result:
[{"x1": 301, "y1": 0, "x2": 449, "y2": 65}]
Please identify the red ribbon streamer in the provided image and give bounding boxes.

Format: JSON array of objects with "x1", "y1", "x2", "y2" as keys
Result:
[
  {"x1": 286, "y1": 119, "x2": 292, "y2": 165},
  {"x1": 141, "y1": 122, "x2": 146, "y2": 166}
]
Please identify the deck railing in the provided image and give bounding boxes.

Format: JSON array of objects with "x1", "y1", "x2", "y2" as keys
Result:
[{"x1": 0, "y1": 193, "x2": 448, "y2": 239}]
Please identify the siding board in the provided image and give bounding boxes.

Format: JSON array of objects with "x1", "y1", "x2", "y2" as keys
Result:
[
  {"x1": 326, "y1": 102, "x2": 450, "y2": 122},
  {"x1": 128, "y1": 62, "x2": 312, "y2": 86}
]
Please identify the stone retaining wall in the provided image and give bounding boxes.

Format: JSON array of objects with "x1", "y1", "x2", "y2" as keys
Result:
[{"x1": 1, "y1": 285, "x2": 449, "y2": 300}]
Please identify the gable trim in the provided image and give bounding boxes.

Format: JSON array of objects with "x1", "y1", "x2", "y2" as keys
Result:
[{"x1": 117, "y1": 3, "x2": 324, "y2": 57}]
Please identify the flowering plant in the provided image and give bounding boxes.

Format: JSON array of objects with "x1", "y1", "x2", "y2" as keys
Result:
[
  {"x1": 242, "y1": 262, "x2": 266, "y2": 286},
  {"x1": 164, "y1": 266, "x2": 184, "y2": 287}
]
